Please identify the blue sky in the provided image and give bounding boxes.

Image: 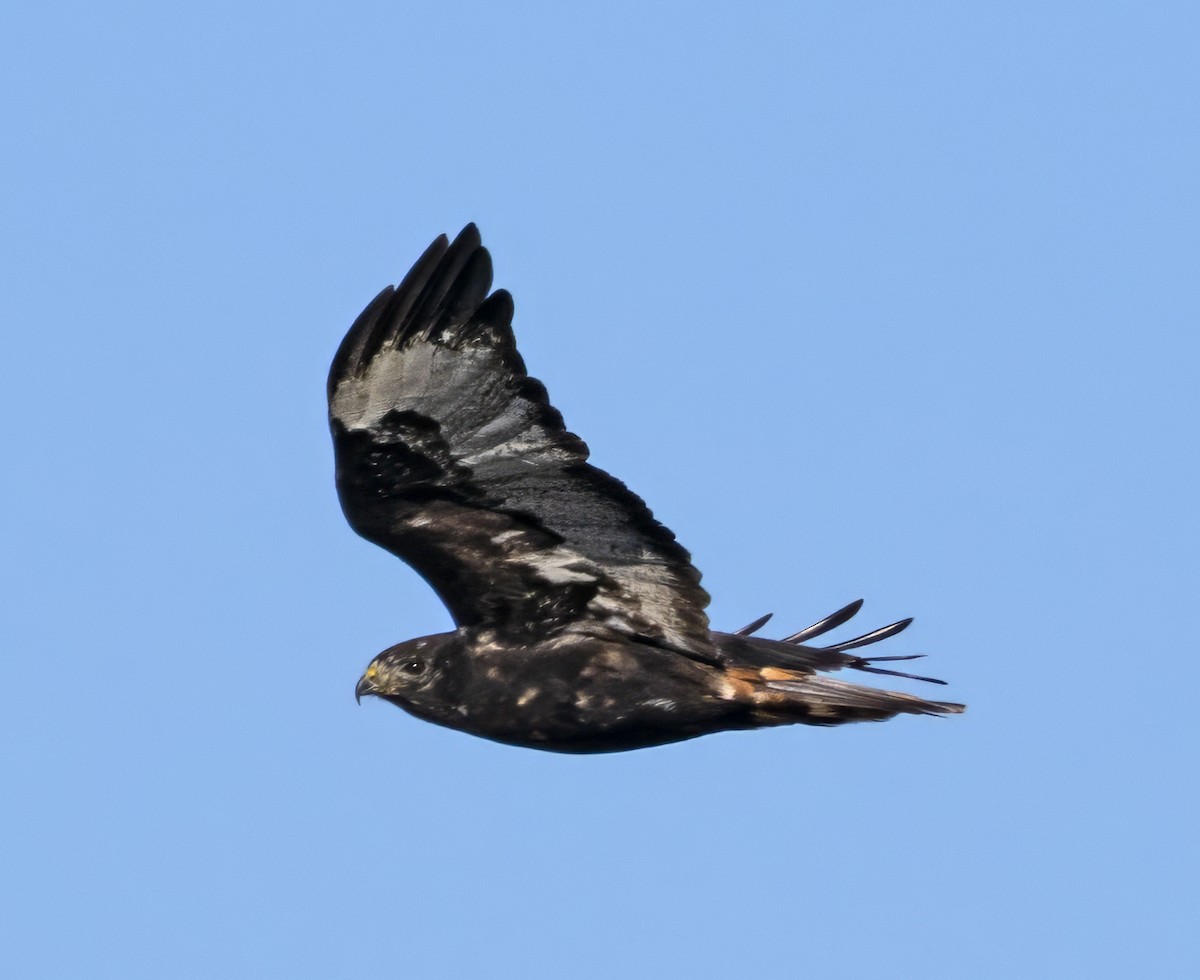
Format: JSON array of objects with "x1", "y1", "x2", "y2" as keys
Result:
[{"x1": 3, "y1": 2, "x2": 1197, "y2": 976}]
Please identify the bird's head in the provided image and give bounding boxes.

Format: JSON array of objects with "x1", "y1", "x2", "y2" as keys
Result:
[{"x1": 354, "y1": 635, "x2": 455, "y2": 711}]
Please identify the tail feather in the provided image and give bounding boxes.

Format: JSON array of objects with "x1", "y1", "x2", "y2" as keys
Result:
[
  {"x1": 720, "y1": 601, "x2": 964, "y2": 725},
  {"x1": 748, "y1": 669, "x2": 965, "y2": 727}
]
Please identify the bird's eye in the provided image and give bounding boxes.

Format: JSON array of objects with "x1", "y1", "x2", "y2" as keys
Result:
[{"x1": 402, "y1": 660, "x2": 425, "y2": 675}]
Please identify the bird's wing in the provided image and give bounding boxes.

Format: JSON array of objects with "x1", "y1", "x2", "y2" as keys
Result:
[{"x1": 328, "y1": 225, "x2": 714, "y2": 660}]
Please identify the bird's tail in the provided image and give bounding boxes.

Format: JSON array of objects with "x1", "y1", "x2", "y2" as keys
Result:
[
  {"x1": 715, "y1": 599, "x2": 964, "y2": 725},
  {"x1": 728, "y1": 665, "x2": 965, "y2": 727}
]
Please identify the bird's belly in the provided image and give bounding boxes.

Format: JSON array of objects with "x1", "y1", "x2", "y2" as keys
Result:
[{"x1": 451, "y1": 661, "x2": 736, "y2": 753}]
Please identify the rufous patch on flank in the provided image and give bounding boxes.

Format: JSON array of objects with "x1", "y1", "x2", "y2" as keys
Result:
[{"x1": 716, "y1": 668, "x2": 758, "y2": 703}]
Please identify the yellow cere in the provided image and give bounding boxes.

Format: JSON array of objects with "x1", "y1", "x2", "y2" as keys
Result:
[{"x1": 366, "y1": 664, "x2": 378, "y2": 679}]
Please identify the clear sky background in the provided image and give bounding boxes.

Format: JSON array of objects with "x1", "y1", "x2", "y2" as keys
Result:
[{"x1": 3, "y1": 2, "x2": 1197, "y2": 977}]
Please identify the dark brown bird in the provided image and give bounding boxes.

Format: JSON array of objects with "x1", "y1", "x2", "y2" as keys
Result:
[{"x1": 330, "y1": 225, "x2": 963, "y2": 753}]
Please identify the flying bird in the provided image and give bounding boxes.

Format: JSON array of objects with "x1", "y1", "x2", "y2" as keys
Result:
[{"x1": 330, "y1": 225, "x2": 963, "y2": 752}]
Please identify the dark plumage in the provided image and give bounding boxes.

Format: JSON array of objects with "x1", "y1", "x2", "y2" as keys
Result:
[{"x1": 330, "y1": 225, "x2": 963, "y2": 753}]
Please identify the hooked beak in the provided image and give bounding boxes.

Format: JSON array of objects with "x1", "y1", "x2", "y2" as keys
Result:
[{"x1": 355, "y1": 673, "x2": 377, "y2": 705}]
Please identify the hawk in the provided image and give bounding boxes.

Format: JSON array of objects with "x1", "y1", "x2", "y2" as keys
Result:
[{"x1": 330, "y1": 225, "x2": 963, "y2": 752}]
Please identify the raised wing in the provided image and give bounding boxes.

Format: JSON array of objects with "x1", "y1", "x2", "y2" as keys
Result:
[{"x1": 328, "y1": 225, "x2": 714, "y2": 659}]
